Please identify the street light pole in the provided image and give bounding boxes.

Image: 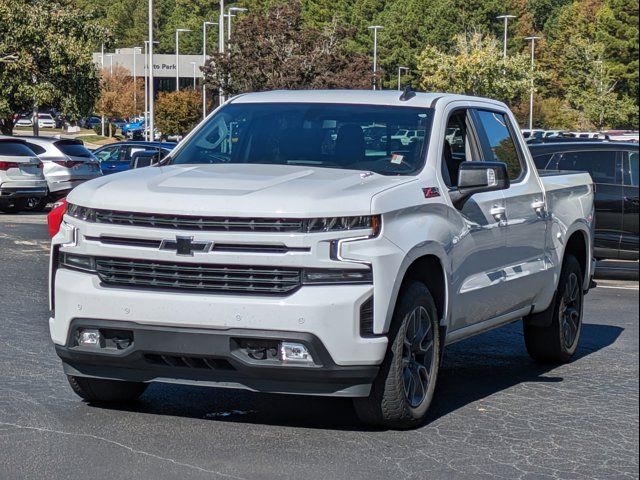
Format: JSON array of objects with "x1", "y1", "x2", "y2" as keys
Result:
[
  {"x1": 397, "y1": 66, "x2": 409, "y2": 91},
  {"x1": 106, "y1": 54, "x2": 114, "y2": 75},
  {"x1": 368, "y1": 26, "x2": 383, "y2": 91},
  {"x1": 202, "y1": 21, "x2": 216, "y2": 120},
  {"x1": 148, "y1": 0, "x2": 154, "y2": 141},
  {"x1": 132, "y1": 47, "x2": 141, "y2": 114},
  {"x1": 497, "y1": 15, "x2": 516, "y2": 59},
  {"x1": 227, "y1": 7, "x2": 247, "y2": 47},
  {"x1": 525, "y1": 36, "x2": 540, "y2": 131},
  {"x1": 175, "y1": 28, "x2": 191, "y2": 91},
  {"x1": 219, "y1": 0, "x2": 225, "y2": 104},
  {"x1": 101, "y1": 43, "x2": 105, "y2": 136}
]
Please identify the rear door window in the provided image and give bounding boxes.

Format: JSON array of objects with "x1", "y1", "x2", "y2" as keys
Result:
[
  {"x1": 557, "y1": 150, "x2": 618, "y2": 184},
  {"x1": 532, "y1": 153, "x2": 555, "y2": 170},
  {"x1": 0, "y1": 142, "x2": 36, "y2": 156},
  {"x1": 55, "y1": 141, "x2": 92, "y2": 158},
  {"x1": 474, "y1": 110, "x2": 525, "y2": 181}
]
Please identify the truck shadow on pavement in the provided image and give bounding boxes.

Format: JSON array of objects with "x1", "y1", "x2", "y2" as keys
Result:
[{"x1": 95, "y1": 322, "x2": 623, "y2": 431}]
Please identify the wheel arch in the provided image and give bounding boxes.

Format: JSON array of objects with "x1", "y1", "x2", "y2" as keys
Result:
[{"x1": 383, "y1": 243, "x2": 450, "y2": 335}]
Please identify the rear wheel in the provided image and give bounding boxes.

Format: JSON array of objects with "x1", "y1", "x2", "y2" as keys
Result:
[
  {"x1": 24, "y1": 194, "x2": 49, "y2": 212},
  {"x1": 0, "y1": 198, "x2": 27, "y2": 214},
  {"x1": 524, "y1": 255, "x2": 584, "y2": 363},
  {"x1": 67, "y1": 375, "x2": 148, "y2": 403},
  {"x1": 354, "y1": 282, "x2": 440, "y2": 429}
]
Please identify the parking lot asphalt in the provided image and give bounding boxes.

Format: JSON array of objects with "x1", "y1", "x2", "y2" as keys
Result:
[{"x1": 0, "y1": 213, "x2": 638, "y2": 480}]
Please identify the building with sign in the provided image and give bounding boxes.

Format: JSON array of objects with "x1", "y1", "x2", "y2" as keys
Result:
[{"x1": 93, "y1": 48, "x2": 205, "y2": 93}]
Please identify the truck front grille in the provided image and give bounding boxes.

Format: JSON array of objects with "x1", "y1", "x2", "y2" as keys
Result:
[
  {"x1": 95, "y1": 210, "x2": 304, "y2": 232},
  {"x1": 95, "y1": 258, "x2": 302, "y2": 295}
]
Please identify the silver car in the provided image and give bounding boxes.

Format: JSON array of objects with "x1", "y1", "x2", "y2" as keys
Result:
[
  {"x1": 19, "y1": 137, "x2": 102, "y2": 210},
  {"x1": 0, "y1": 139, "x2": 47, "y2": 213}
]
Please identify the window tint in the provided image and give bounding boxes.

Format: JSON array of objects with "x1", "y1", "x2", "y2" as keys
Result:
[
  {"x1": 55, "y1": 141, "x2": 92, "y2": 158},
  {"x1": 0, "y1": 141, "x2": 36, "y2": 157},
  {"x1": 533, "y1": 153, "x2": 554, "y2": 170},
  {"x1": 557, "y1": 151, "x2": 617, "y2": 184},
  {"x1": 475, "y1": 110, "x2": 524, "y2": 180},
  {"x1": 171, "y1": 103, "x2": 434, "y2": 176},
  {"x1": 23, "y1": 142, "x2": 46, "y2": 155},
  {"x1": 625, "y1": 151, "x2": 639, "y2": 187}
]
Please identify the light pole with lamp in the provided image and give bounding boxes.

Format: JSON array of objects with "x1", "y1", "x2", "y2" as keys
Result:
[
  {"x1": 202, "y1": 20, "x2": 216, "y2": 119},
  {"x1": 227, "y1": 7, "x2": 247, "y2": 46},
  {"x1": 132, "y1": 47, "x2": 142, "y2": 115},
  {"x1": 497, "y1": 14, "x2": 516, "y2": 59},
  {"x1": 143, "y1": 40, "x2": 159, "y2": 141},
  {"x1": 368, "y1": 26, "x2": 383, "y2": 90},
  {"x1": 175, "y1": 28, "x2": 191, "y2": 91},
  {"x1": 218, "y1": 0, "x2": 225, "y2": 104},
  {"x1": 397, "y1": 66, "x2": 409, "y2": 91},
  {"x1": 100, "y1": 43, "x2": 105, "y2": 136},
  {"x1": 148, "y1": 0, "x2": 155, "y2": 141},
  {"x1": 524, "y1": 36, "x2": 540, "y2": 131}
]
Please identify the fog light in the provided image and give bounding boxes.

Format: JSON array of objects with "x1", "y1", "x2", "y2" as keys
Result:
[
  {"x1": 78, "y1": 329, "x2": 101, "y2": 347},
  {"x1": 279, "y1": 342, "x2": 314, "y2": 364}
]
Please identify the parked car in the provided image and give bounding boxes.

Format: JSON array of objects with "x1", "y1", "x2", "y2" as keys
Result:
[
  {"x1": 530, "y1": 141, "x2": 638, "y2": 260},
  {"x1": 51, "y1": 90, "x2": 596, "y2": 428},
  {"x1": 0, "y1": 138, "x2": 47, "y2": 213},
  {"x1": 36, "y1": 113, "x2": 56, "y2": 129},
  {"x1": 121, "y1": 119, "x2": 145, "y2": 136},
  {"x1": 93, "y1": 141, "x2": 176, "y2": 175},
  {"x1": 15, "y1": 116, "x2": 32, "y2": 128},
  {"x1": 569, "y1": 132, "x2": 609, "y2": 140},
  {"x1": 11, "y1": 137, "x2": 102, "y2": 210},
  {"x1": 521, "y1": 129, "x2": 545, "y2": 140},
  {"x1": 79, "y1": 117, "x2": 102, "y2": 130}
]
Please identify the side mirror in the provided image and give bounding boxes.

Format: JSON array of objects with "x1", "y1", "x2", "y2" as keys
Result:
[{"x1": 450, "y1": 161, "x2": 510, "y2": 209}]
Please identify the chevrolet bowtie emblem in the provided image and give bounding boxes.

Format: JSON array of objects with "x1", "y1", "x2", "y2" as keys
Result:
[{"x1": 159, "y1": 236, "x2": 213, "y2": 256}]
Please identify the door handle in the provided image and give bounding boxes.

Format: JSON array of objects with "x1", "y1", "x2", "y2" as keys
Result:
[{"x1": 490, "y1": 206, "x2": 506, "y2": 222}]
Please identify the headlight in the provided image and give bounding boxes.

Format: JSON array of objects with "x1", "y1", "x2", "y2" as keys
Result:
[
  {"x1": 59, "y1": 252, "x2": 96, "y2": 272},
  {"x1": 303, "y1": 215, "x2": 380, "y2": 235},
  {"x1": 66, "y1": 203, "x2": 96, "y2": 222},
  {"x1": 302, "y1": 268, "x2": 372, "y2": 285}
]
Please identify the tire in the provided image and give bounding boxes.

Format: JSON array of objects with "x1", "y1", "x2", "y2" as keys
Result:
[
  {"x1": 0, "y1": 198, "x2": 27, "y2": 214},
  {"x1": 67, "y1": 375, "x2": 148, "y2": 403},
  {"x1": 354, "y1": 282, "x2": 441, "y2": 429},
  {"x1": 24, "y1": 195, "x2": 49, "y2": 212},
  {"x1": 524, "y1": 255, "x2": 584, "y2": 363}
]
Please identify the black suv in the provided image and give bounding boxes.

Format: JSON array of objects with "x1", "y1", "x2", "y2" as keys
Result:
[{"x1": 529, "y1": 142, "x2": 639, "y2": 260}]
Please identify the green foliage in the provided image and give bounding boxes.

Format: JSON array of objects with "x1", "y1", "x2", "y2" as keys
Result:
[
  {"x1": 203, "y1": 3, "x2": 371, "y2": 95},
  {"x1": 0, "y1": 0, "x2": 107, "y2": 134},
  {"x1": 417, "y1": 33, "x2": 533, "y2": 105},
  {"x1": 155, "y1": 89, "x2": 202, "y2": 136}
]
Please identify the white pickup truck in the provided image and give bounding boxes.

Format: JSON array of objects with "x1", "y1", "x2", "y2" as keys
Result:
[{"x1": 50, "y1": 90, "x2": 595, "y2": 428}]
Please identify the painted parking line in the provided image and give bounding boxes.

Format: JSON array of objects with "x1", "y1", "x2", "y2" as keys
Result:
[{"x1": 596, "y1": 285, "x2": 639, "y2": 291}]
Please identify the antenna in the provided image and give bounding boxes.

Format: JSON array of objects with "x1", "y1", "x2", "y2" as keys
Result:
[{"x1": 399, "y1": 85, "x2": 416, "y2": 102}]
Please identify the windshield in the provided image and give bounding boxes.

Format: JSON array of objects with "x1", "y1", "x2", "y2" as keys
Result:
[{"x1": 170, "y1": 103, "x2": 434, "y2": 176}]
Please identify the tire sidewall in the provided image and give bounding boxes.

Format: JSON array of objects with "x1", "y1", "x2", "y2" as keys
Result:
[{"x1": 556, "y1": 256, "x2": 584, "y2": 357}]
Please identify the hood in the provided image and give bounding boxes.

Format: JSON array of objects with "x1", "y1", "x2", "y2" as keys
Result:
[{"x1": 68, "y1": 164, "x2": 414, "y2": 217}]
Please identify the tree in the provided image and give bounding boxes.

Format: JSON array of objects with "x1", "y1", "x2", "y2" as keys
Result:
[
  {"x1": 565, "y1": 40, "x2": 637, "y2": 129},
  {"x1": 155, "y1": 89, "x2": 202, "y2": 137},
  {"x1": 0, "y1": 0, "x2": 107, "y2": 134},
  {"x1": 95, "y1": 65, "x2": 145, "y2": 136},
  {"x1": 417, "y1": 32, "x2": 532, "y2": 105},
  {"x1": 202, "y1": 2, "x2": 371, "y2": 96}
]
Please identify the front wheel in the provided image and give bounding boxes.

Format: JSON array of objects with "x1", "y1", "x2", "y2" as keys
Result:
[
  {"x1": 354, "y1": 282, "x2": 441, "y2": 429},
  {"x1": 67, "y1": 375, "x2": 148, "y2": 403},
  {"x1": 524, "y1": 255, "x2": 584, "y2": 363}
]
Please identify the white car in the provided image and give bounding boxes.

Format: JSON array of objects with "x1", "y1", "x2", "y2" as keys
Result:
[
  {"x1": 0, "y1": 138, "x2": 47, "y2": 213},
  {"x1": 15, "y1": 116, "x2": 32, "y2": 127},
  {"x1": 37, "y1": 114, "x2": 56, "y2": 129},
  {"x1": 16, "y1": 137, "x2": 102, "y2": 209},
  {"x1": 51, "y1": 90, "x2": 595, "y2": 428}
]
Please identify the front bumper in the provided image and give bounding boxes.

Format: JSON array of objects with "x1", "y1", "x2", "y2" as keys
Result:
[
  {"x1": 56, "y1": 319, "x2": 378, "y2": 397},
  {"x1": 51, "y1": 268, "x2": 387, "y2": 367}
]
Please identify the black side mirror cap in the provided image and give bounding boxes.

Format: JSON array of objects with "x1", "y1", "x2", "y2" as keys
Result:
[{"x1": 450, "y1": 161, "x2": 510, "y2": 209}]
